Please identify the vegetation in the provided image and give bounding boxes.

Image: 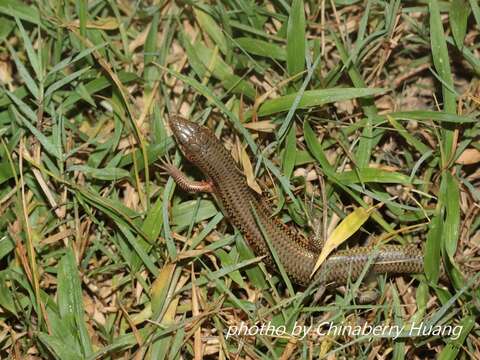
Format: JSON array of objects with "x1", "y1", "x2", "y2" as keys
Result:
[{"x1": 0, "y1": 0, "x2": 479, "y2": 358}]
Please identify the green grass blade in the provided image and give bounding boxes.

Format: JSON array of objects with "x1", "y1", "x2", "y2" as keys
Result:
[
  {"x1": 14, "y1": 16, "x2": 42, "y2": 81},
  {"x1": 429, "y1": 0, "x2": 456, "y2": 162},
  {"x1": 62, "y1": 71, "x2": 138, "y2": 110},
  {"x1": 0, "y1": 0, "x2": 40, "y2": 24},
  {"x1": 437, "y1": 316, "x2": 475, "y2": 360},
  {"x1": 67, "y1": 164, "x2": 130, "y2": 181},
  {"x1": 6, "y1": 90, "x2": 37, "y2": 123},
  {"x1": 286, "y1": 0, "x2": 305, "y2": 76},
  {"x1": 390, "y1": 111, "x2": 475, "y2": 123},
  {"x1": 254, "y1": 87, "x2": 385, "y2": 117},
  {"x1": 6, "y1": 42, "x2": 40, "y2": 100},
  {"x1": 194, "y1": 8, "x2": 228, "y2": 55},
  {"x1": 449, "y1": 0, "x2": 470, "y2": 48},
  {"x1": 36, "y1": 333, "x2": 84, "y2": 360},
  {"x1": 235, "y1": 37, "x2": 286, "y2": 60},
  {"x1": 57, "y1": 248, "x2": 93, "y2": 356},
  {"x1": 425, "y1": 213, "x2": 442, "y2": 283},
  {"x1": 386, "y1": 115, "x2": 431, "y2": 154},
  {"x1": 44, "y1": 67, "x2": 90, "y2": 98},
  {"x1": 335, "y1": 168, "x2": 417, "y2": 184},
  {"x1": 282, "y1": 122, "x2": 296, "y2": 179},
  {"x1": 442, "y1": 172, "x2": 460, "y2": 260},
  {"x1": 469, "y1": 0, "x2": 480, "y2": 25},
  {"x1": 331, "y1": 31, "x2": 379, "y2": 168},
  {"x1": 14, "y1": 109, "x2": 62, "y2": 159}
]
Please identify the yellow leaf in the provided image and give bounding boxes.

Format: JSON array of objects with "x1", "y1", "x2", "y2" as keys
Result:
[
  {"x1": 310, "y1": 206, "x2": 372, "y2": 277},
  {"x1": 239, "y1": 140, "x2": 262, "y2": 194},
  {"x1": 151, "y1": 263, "x2": 175, "y2": 314},
  {"x1": 162, "y1": 297, "x2": 180, "y2": 325}
]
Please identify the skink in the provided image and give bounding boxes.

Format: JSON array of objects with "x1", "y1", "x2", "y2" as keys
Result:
[{"x1": 163, "y1": 115, "x2": 430, "y2": 287}]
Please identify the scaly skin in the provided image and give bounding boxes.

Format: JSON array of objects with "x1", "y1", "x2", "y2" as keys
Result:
[{"x1": 165, "y1": 115, "x2": 429, "y2": 287}]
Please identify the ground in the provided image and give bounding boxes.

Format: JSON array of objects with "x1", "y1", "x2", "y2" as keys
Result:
[{"x1": 0, "y1": 0, "x2": 479, "y2": 359}]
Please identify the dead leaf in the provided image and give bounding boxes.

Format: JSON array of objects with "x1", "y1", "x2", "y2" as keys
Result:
[
  {"x1": 243, "y1": 120, "x2": 276, "y2": 132},
  {"x1": 69, "y1": 18, "x2": 119, "y2": 30},
  {"x1": 240, "y1": 143, "x2": 262, "y2": 194},
  {"x1": 456, "y1": 148, "x2": 480, "y2": 165}
]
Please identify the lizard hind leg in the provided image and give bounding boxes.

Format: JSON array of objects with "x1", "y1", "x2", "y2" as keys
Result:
[{"x1": 159, "y1": 159, "x2": 214, "y2": 193}]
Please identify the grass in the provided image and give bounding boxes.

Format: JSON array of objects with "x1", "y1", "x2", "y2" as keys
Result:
[{"x1": 0, "y1": 0, "x2": 479, "y2": 359}]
